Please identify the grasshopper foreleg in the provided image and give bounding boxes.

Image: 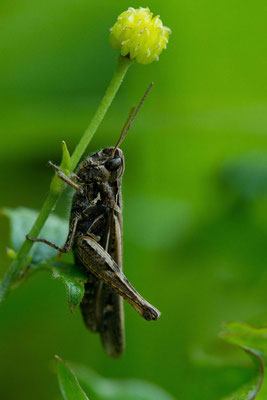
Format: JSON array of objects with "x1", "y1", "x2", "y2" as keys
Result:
[
  {"x1": 48, "y1": 161, "x2": 83, "y2": 193},
  {"x1": 76, "y1": 234, "x2": 161, "y2": 321},
  {"x1": 26, "y1": 217, "x2": 79, "y2": 253}
]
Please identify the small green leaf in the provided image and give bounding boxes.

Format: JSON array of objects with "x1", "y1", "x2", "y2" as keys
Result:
[
  {"x1": 221, "y1": 322, "x2": 267, "y2": 400},
  {"x1": 72, "y1": 364, "x2": 176, "y2": 400},
  {"x1": 6, "y1": 247, "x2": 17, "y2": 260},
  {"x1": 2, "y1": 207, "x2": 69, "y2": 265},
  {"x1": 50, "y1": 141, "x2": 71, "y2": 194},
  {"x1": 56, "y1": 360, "x2": 176, "y2": 400},
  {"x1": 222, "y1": 377, "x2": 261, "y2": 400},
  {"x1": 56, "y1": 356, "x2": 89, "y2": 400},
  {"x1": 221, "y1": 322, "x2": 267, "y2": 360},
  {"x1": 60, "y1": 140, "x2": 71, "y2": 175},
  {"x1": 2, "y1": 207, "x2": 87, "y2": 310},
  {"x1": 43, "y1": 261, "x2": 87, "y2": 311}
]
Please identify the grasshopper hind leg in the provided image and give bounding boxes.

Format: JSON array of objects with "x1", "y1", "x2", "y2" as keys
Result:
[{"x1": 79, "y1": 269, "x2": 125, "y2": 358}]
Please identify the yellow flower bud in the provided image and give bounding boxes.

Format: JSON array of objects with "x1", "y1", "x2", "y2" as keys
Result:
[{"x1": 110, "y1": 7, "x2": 171, "y2": 65}]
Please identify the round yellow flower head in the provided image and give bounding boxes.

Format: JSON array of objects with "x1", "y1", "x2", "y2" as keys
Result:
[{"x1": 110, "y1": 7, "x2": 171, "y2": 65}]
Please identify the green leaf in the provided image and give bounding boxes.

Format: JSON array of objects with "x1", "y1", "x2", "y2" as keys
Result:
[
  {"x1": 2, "y1": 207, "x2": 69, "y2": 265},
  {"x1": 221, "y1": 322, "x2": 267, "y2": 400},
  {"x1": 2, "y1": 207, "x2": 87, "y2": 310},
  {"x1": 43, "y1": 261, "x2": 87, "y2": 311},
  {"x1": 56, "y1": 356, "x2": 90, "y2": 400},
  {"x1": 56, "y1": 359, "x2": 176, "y2": 400},
  {"x1": 50, "y1": 140, "x2": 71, "y2": 195},
  {"x1": 60, "y1": 140, "x2": 71, "y2": 174},
  {"x1": 221, "y1": 322, "x2": 267, "y2": 360},
  {"x1": 72, "y1": 364, "x2": 176, "y2": 400},
  {"x1": 222, "y1": 377, "x2": 261, "y2": 400}
]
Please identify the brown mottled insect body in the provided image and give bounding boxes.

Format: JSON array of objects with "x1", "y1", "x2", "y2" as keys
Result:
[
  {"x1": 72, "y1": 147, "x2": 125, "y2": 356},
  {"x1": 27, "y1": 84, "x2": 160, "y2": 358}
]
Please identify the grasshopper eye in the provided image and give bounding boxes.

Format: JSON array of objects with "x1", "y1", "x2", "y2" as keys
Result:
[{"x1": 105, "y1": 158, "x2": 122, "y2": 171}]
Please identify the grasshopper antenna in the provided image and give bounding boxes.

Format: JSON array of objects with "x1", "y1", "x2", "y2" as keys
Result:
[
  {"x1": 114, "y1": 82, "x2": 154, "y2": 151},
  {"x1": 114, "y1": 106, "x2": 135, "y2": 152}
]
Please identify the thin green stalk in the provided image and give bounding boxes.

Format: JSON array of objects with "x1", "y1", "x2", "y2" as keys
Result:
[
  {"x1": 70, "y1": 56, "x2": 132, "y2": 170},
  {"x1": 0, "y1": 55, "x2": 133, "y2": 303}
]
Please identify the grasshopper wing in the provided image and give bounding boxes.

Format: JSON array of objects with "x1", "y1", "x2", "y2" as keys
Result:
[
  {"x1": 78, "y1": 208, "x2": 125, "y2": 358},
  {"x1": 99, "y1": 210, "x2": 125, "y2": 358}
]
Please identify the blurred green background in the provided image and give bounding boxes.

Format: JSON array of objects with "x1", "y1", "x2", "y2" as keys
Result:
[{"x1": 1, "y1": 0, "x2": 267, "y2": 399}]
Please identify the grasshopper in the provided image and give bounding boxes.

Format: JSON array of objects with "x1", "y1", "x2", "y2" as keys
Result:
[{"x1": 27, "y1": 84, "x2": 160, "y2": 358}]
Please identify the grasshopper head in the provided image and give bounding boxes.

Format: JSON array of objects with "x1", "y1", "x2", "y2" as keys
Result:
[
  {"x1": 77, "y1": 85, "x2": 153, "y2": 183},
  {"x1": 77, "y1": 147, "x2": 125, "y2": 182}
]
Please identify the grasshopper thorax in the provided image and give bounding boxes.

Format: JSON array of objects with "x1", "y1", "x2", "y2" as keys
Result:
[{"x1": 77, "y1": 147, "x2": 125, "y2": 182}]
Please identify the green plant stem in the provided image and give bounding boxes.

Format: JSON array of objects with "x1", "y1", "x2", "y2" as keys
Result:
[
  {"x1": 70, "y1": 56, "x2": 132, "y2": 170},
  {"x1": 0, "y1": 55, "x2": 133, "y2": 303}
]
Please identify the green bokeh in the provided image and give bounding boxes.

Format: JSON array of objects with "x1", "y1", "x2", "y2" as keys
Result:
[{"x1": 0, "y1": 0, "x2": 267, "y2": 399}]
